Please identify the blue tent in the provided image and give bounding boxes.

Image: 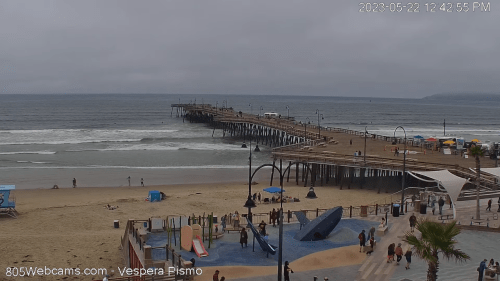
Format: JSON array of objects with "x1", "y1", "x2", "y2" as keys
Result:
[
  {"x1": 413, "y1": 135, "x2": 424, "y2": 139},
  {"x1": 148, "y1": 190, "x2": 161, "y2": 202},
  {"x1": 263, "y1": 187, "x2": 285, "y2": 194}
]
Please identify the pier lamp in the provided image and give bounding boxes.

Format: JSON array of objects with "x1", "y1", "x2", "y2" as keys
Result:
[
  {"x1": 249, "y1": 103, "x2": 252, "y2": 116},
  {"x1": 286, "y1": 105, "x2": 289, "y2": 119},
  {"x1": 394, "y1": 126, "x2": 407, "y2": 215},
  {"x1": 259, "y1": 106, "x2": 263, "y2": 119},
  {"x1": 316, "y1": 110, "x2": 324, "y2": 139},
  {"x1": 216, "y1": 101, "x2": 218, "y2": 112},
  {"x1": 305, "y1": 117, "x2": 310, "y2": 142},
  {"x1": 364, "y1": 126, "x2": 368, "y2": 164},
  {"x1": 244, "y1": 129, "x2": 257, "y2": 223}
]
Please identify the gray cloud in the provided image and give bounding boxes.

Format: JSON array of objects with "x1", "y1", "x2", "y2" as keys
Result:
[{"x1": 0, "y1": 0, "x2": 498, "y2": 97}]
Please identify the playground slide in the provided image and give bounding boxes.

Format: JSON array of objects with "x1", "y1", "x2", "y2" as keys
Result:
[
  {"x1": 192, "y1": 235, "x2": 209, "y2": 258},
  {"x1": 246, "y1": 218, "x2": 277, "y2": 255},
  {"x1": 294, "y1": 206, "x2": 343, "y2": 241},
  {"x1": 294, "y1": 211, "x2": 310, "y2": 228}
]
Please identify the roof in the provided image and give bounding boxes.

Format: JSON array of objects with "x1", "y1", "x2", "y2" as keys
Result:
[
  {"x1": 411, "y1": 170, "x2": 467, "y2": 202},
  {"x1": 0, "y1": 185, "x2": 16, "y2": 190},
  {"x1": 482, "y1": 167, "x2": 500, "y2": 178}
]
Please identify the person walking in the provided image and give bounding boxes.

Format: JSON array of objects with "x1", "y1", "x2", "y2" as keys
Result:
[
  {"x1": 258, "y1": 192, "x2": 261, "y2": 203},
  {"x1": 478, "y1": 259, "x2": 487, "y2": 281},
  {"x1": 395, "y1": 243, "x2": 403, "y2": 265},
  {"x1": 271, "y1": 209, "x2": 277, "y2": 227},
  {"x1": 409, "y1": 213, "x2": 417, "y2": 233},
  {"x1": 284, "y1": 261, "x2": 294, "y2": 281},
  {"x1": 240, "y1": 227, "x2": 248, "y2": 248},
  {"x1": 405, "y1": 247, "x2": 412, "y2": 269},
  {"x1": 141, "y1": 178, "x2": 144, "y2": 187},
  {"x1": 72, "y1": 178, "x2": 77, "y2": 188},
  {"x1": 438, "y1": 197, "x2": 445, "y2": 215},
  {"x1": 358, "y1": 230, "x2": 366, "y2": 252},
  {"x1": 367, "y1": 226, "x2": 376, "y2": 242},
  {"x1": 486, "y1": 199, "x2": 492, "y2": 211},
  {"x1": 221, "y1": 215, "x2": 226, "y2": 232},
  {"x1": 411, "y1": 194, "x2": 416, "y2": 206},
  {"x1": 213, "y1": 270, "x2": 220, "y2": 281},
  {"x1": 387, "y1": 243, "x2": 395, "y2": 263},
  {"x1": 127, "y1": 176, "x2": 131, "y2": 186}
]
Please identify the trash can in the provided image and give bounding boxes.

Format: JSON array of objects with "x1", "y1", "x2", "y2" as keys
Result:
[
  {"x1": 420, "y1": 203, "x2": 427, "y2": 214},
  {"x1": 393, "y1": 204, "x2": 400, "y2": 217},
  {"x1": 114, "y1": 220, "x2": 120, "y2": 228},
  {"x1": 414, "y1": 200, "x2": 421, "y2": 212},
  {"x1": 360, "y1": 206, "x2": 368, "y2": 217}
]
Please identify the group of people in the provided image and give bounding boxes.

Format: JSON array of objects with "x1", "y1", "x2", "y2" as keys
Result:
[
  {"x1": 478, "y1": 258, "x2": 500, "y2": 280},
  {"x1": 386, "y1": 243, "x2": 413, "y2": 269},
  {"x1": 126, "y1": 176, "x2": 144, "y2": 187},
  {"x1": 212, "y1": 269, "x2": 225, "y2": 281},
  {"x1": 252, "y1": 192, "x2": 262, "y2": 203},
  {"x1": 271, "y1": 208, "x2": 280, "y2": 227}
]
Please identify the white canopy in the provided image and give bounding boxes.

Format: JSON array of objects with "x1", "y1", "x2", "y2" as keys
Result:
[
  {"x1": 411, "y1": 170, "x2": 467, "y2": 203},
  {"x1": 482, "y1": 167, "x2": 500, "y2": 178}
]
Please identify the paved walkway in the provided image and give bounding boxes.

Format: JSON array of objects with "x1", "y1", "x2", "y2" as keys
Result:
[{"x1": 231, "y1": 265, "x2": 360, "y2": 281}]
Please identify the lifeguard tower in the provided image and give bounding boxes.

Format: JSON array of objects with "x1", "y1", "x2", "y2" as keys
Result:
[{"x1": 0, "y1": 185, "x2": 17, "y2": 218}]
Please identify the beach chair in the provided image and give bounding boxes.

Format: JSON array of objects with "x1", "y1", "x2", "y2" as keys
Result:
[{"x1": 0, "y1": 185, "x2": 17, "y2": 219}]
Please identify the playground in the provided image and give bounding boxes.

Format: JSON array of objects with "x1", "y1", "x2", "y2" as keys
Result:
[{"x1": 145, "y1": 216, "x2": 379, "y2": 268}]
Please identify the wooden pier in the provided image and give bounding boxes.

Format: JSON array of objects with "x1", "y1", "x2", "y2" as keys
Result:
[{"x1": 172, "y1": 104, "x2": 500, "y2": 200}]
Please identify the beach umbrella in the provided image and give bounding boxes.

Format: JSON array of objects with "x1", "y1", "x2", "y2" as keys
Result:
[
  {"x1": 413, "y1": 135, "x2": 424, "y2": 139},
  {"x1": 426, "y1": 138, "x2": 437, "y2": 142},
  {"x1": 443, "y1": 140, "x2": 455, "y2": 145},
  {"x1": 263, "y1": 187, "x2": 285, "y2": 193},
  {"x1": 471, "y1": 139, "x2": 481, "y2": 143}
]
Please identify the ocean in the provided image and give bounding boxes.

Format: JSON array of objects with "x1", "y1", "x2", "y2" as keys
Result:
[{"x1": 0, "y1": 94, "x2": 499, "y2": 189}]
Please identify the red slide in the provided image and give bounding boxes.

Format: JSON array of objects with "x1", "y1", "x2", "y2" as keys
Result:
[{"x1": 192, "y1": 235, "x2": 209, "y2": 257}]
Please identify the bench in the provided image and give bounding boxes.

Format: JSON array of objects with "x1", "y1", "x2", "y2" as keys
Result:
[
  {"x1": 376, "y1": 226, "x2": 388, "y2": 236},
  {"x1": 439, "y1": 214, "x2": 453, "y2": 220}
]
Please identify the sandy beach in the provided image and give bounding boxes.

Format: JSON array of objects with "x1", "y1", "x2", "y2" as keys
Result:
[{"x1": 1, "y1": 180, "x2": 390, "y2": 280}]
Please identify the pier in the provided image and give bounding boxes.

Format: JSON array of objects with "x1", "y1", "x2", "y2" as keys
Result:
[{"x1": 172, "y1": 104, "x2": 500, "y2": 200}]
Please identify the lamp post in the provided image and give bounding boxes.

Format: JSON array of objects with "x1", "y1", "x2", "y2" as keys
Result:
[
  {"x1": 216, "y1": 101, "x2": 218, "y2": 112},
  {"x1": 259, "y1": 106, "x2": 263, "y2": 119},
  {"x1": 364, "y1": 126, "x2": 368, "y2": 164},
  {"x1": 286, "y1": 105, "x2": 289, "y2": 119},
  {"x1": 305, "y1": 117, "x2": 310, "y2": 142},
  {"x1": 394, "y1": 126, "x2": 407, "y2": 215},
  {"x1": 244, "y1": 129, "x2": 257, "y2": 223},
  {"x1": 316, "y1": 110, "x2": 324, "y2": 139},
  {"x1": 249, "y1": 103, "x2": 252, "y2": 116}
]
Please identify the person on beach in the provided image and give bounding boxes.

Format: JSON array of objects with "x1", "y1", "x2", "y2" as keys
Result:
[
  {"x1": 253, "y1": 193, "x2": 257, "y2": 201},
  {"x1": 141, "y1": 178, "x2": 144, "y2": 187},
  {"x1": 438, "y1": 197, "x2": 445, "y2": 215},
  {"x1": 240, "y1": 227, "x2": 248, "y2": 248},
  {"x1": 127, "y1": 176, "x2": 131, "y2": 186},
  {"x1": 405, "y1": 247, "x2": 412, "y2": 269},
  {"x1": 478, "y1": 259, "x2": 487, "y2": 281},
  {"x1": 72, "y1": 178, "x2": 77, "y2": 188},
  {"x1": 409, "y1": 213, "x2": 417, "y2": 233},
  {"x1": 486, "y1": 199, "x2": 492, "y2": 211},
  {"x1": 395, "y1": 243, "x2": 403, "y2": 265},
  {"x1": 350, "y1": 139, "x2": 352, "y2": 145},
  {"x1": 284, "y1": 261, "x2": 294, "y2": 281},
  {"x1": 258, "y1": 192, "x2": 261, "y2": 203},
  {"x1": 271, "y1": 208, "x2": 277, "y2": 227},
  {"x1": 387, "y1": 243, "x2": 395, "y2": 263},
  {"x1": 358, "y1": 230, "x2": 366, "y2": 252},
  {"x1": 213, "y1": 270, "x2": 220, "y2": 281},
  {"x1": 411, "y1": 194, "x2": 416, "y2": 206},
  {"x1": 488, "y1": 259, "x2": 495, "y2": 269}
]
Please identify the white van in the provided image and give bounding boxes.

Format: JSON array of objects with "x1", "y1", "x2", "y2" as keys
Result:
[{"x1": 264, "y1": 112, "x2": 279, "y2": 118}]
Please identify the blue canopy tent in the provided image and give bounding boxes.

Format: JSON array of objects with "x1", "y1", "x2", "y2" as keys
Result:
[
  {"x1": 263, "y1": 187, "x2": 285, "y2": 194},
  {"x1": 148, "y1": 190, "x2": 161, "y2": 202},
  {"x1": 413, "y1": 135, "x2": 424, "y2": 139},
  {"x1": 0, "y1": 185, "x2": 17, "y2": 218}
]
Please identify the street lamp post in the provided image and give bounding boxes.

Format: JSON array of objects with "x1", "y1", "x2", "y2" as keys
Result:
[
  {"x1": 394, "y1": 126, "x2": 407, "y2": 215},
  {"x1": 286, "y1": 105, "x2": 289, "y2": 119},
  {"x1": 244, "y1": 129, "x2": 257, "y2": 223},
  {"x1": 305, "y1": 117, "x2": 310, "y2": 143},
  {"x1": 316, "y1": 110, "x2": 323, "y2": 139},
  {"x1": 259, "y1": 106, "x2": 263, "y2": 119},
  {"x1": 364, "y1": 126, "x2": 368, "y2": 164},
  {"x1": 249, "y1": 103, "x2": 252, "y2": 116}
]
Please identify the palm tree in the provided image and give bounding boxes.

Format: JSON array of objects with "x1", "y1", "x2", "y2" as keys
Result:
[
  {"x1": 470, "y1": 145, "x2": 484, "y2": 219},
  {"x1": 404, "y1": 218, "x2": 470, "y2": 281}
]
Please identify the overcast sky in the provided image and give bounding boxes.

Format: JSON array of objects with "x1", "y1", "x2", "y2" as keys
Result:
[{"x1": 0, "y1": 0, "x2": 498, "y2": 98}]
